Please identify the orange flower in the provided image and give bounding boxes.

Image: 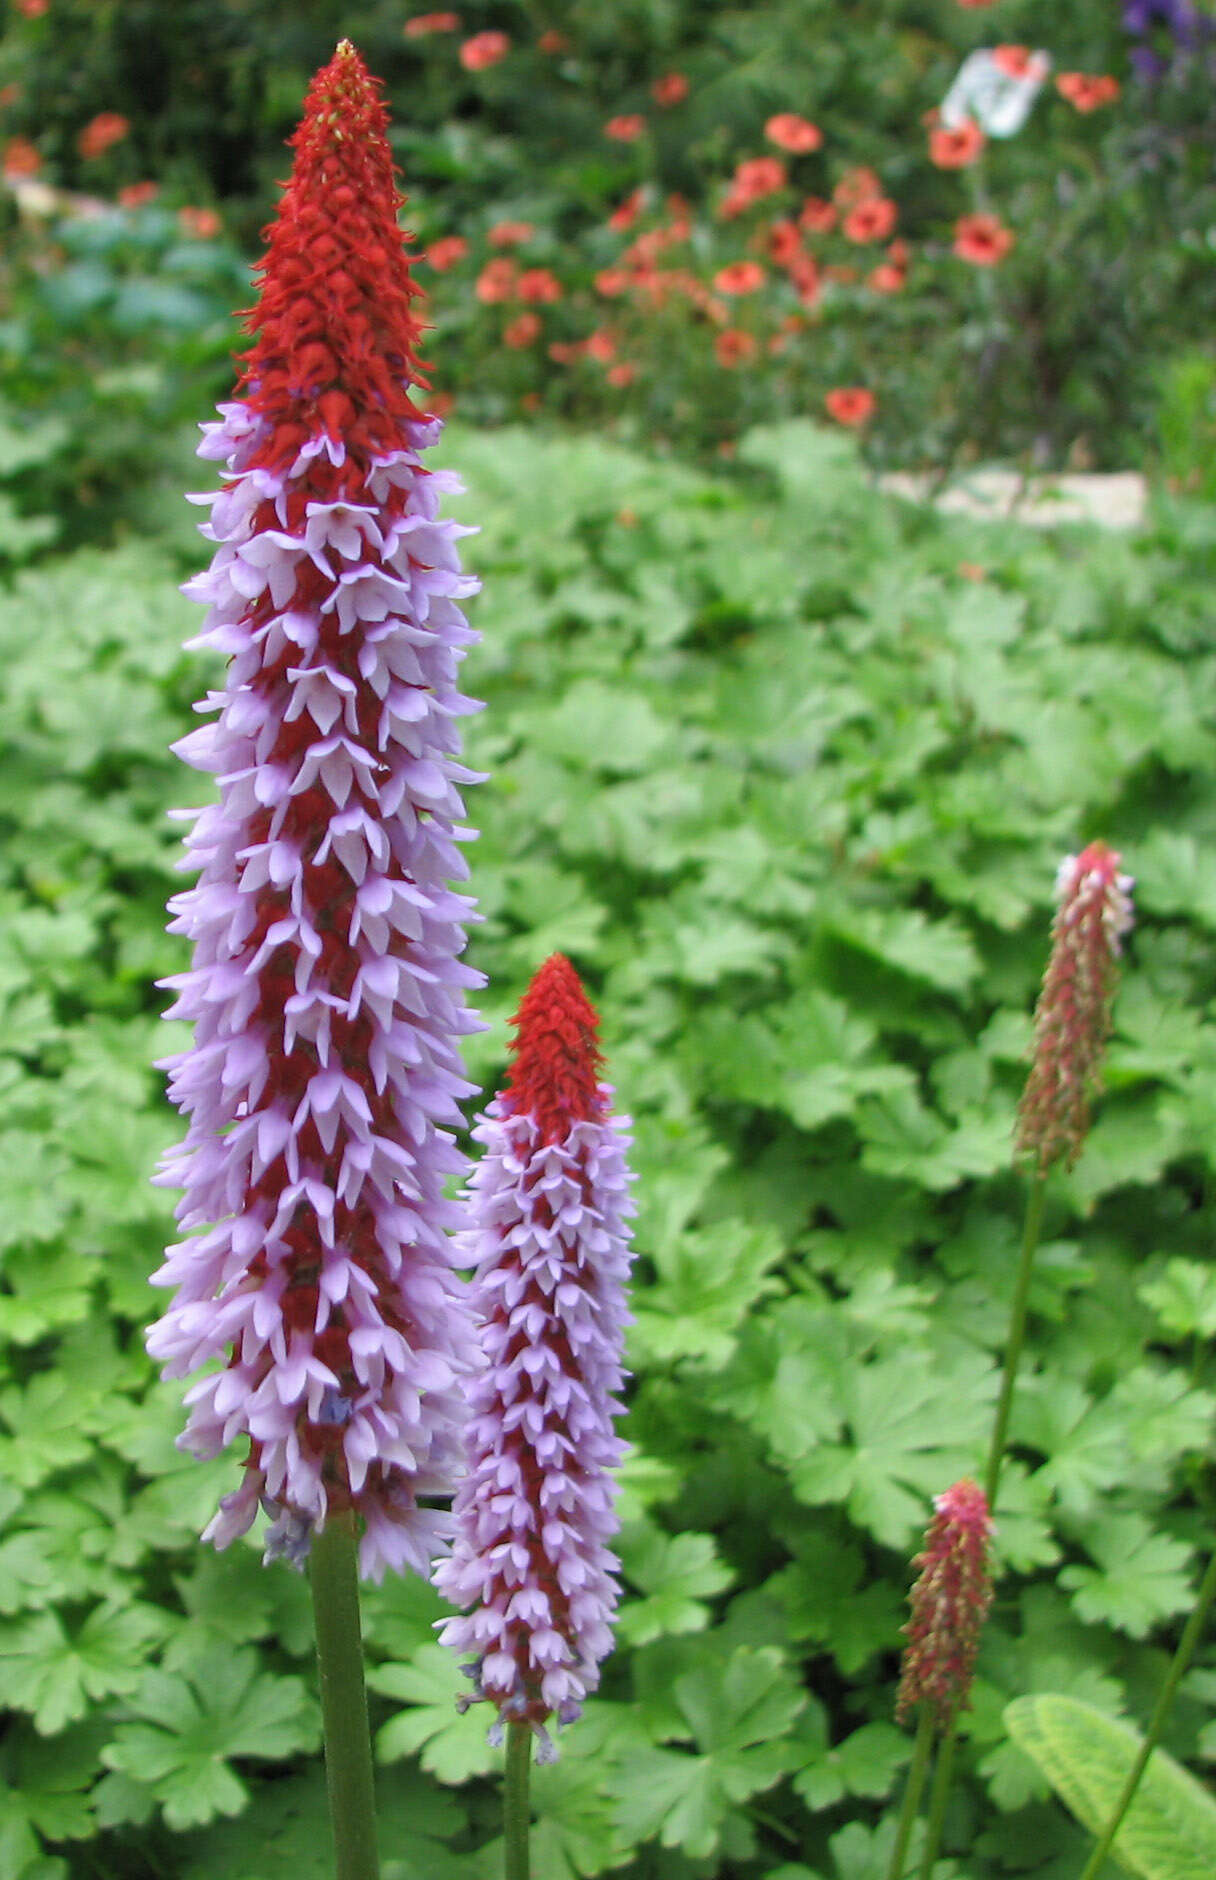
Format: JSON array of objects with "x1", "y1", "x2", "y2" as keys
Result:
[
  {"x1": 606, "y1": 362, "x2": 636, "y2": 386},
  {"x1": 538, "y1": 29, "x2": 569, "y2": 52},
  {"x1": 404, "y1": 10, "x2": 461, "y2": 33},
  {"x1": 765, "y1": 112, "x2": 823, "y2": 154},
  {"x1": 15, "y1": 0, "x2": 49, "y2": 15},
  {"x1": 834, "y1": 165, "x2": 882, "y2": 208},
  {"x1": 608, "y1": 187, "x2": 644, "y2": 232},
  {"x1": 118, "y1": 180, "x2": 159, "y2": 207},
  {"x1": 929, "y1": 119, "x2": 985, "y2": 168},
  {"x1": 766, "y1": 218, "x2": 804, "y2": 267},
  {"x1": 585, "y1": 328, "x2": 617, "y2": 362},
  {"x1": 843, "y1": 197, "x2": 897, "y2": 243},
  {"x1": 2, "y1": 135, "x2": 40, "y2": 176},
  {"x1": 992, "y1": 44, "x2": 1032, "y2": 77},
  {"x1": 425, "y1": 235, "x2": 469, "y2": 271},
  {"x1": 733, "y1": 155, "x2": 787, "y2": 200},
  {"x1": 475, "y1": 256, "x2": 516, "y2": 302},
  {"x1": 77, "y1": 111, "x2": 129, "y2": 159},
  {"x1": 177, "y1": 206, "x2": 221, "y2": 239},
  {"x1": 790, "y1": 255, "x2": 821, "y2": 306},
  {"x1": 651, "y1": 72, "x2": 689, "y2": 107},
  {"x1": 953, "y1": 212, "x2": 1014, "y2": 265},
  {"x1": 1056, "y1": 72, "x2": 1121, "y2": 111},
  {"x1": 713, "y1": 259, "x2": 766, "y2": 295},
  {"x1": 503, "y1": 311, "x2": 541, "y2": 348},
  {"x1": 604, "y1": 114, "x2": 646, "y2": 141},
  {"x1": 488, "y1": 219, "x2": 534, "y2": 246},
  {"x1": 956, "y1": 562, "x2": 987, "y2": 581},
  {"x1": 715, "y1": 328, "x2": 758, "y2": 367},
  {"x1": 594, "y1": 268, "x2": 631, "y2": 297},
  {"x1": 516, "y1": 266, "x2": 563, "y2": 303},
  {"x1": 825, "y1": 387, "x2": 875, "y2": 425},
  {"x1": 868, "y1": 262, "x2": 904, "y2": 293},
  {"x1": 799, "y1": 195, "x2": 836, "y2": 233},
  {"x1": 460, "y1": 30, "x2": 510, "y2": 70}
]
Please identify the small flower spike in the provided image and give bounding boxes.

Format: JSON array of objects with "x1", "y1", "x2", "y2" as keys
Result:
[
  {"x1": 897, "y1": 1479, "x2": 994, "y2": 1732},
  {"x1": 148, "y1": 42, "x2": 484, "y2": 1581},
  {"x1": 1016, "y1": 841, "x2": 1134, "y2": 1172},
  {"x1": 434, "y1": 955, "x2": 635, "y2": 1762}
]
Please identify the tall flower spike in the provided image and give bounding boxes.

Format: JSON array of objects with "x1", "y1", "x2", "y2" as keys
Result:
[
  {"x1": 1015, "y1": 841, "x2": 1133, "y2": 1173},
  {"x1": 434, "y1": 955, "x2": 635, "y2": 1762},
  {"x1": 147, "y1": 42, "x2": 484, "y2": 1581},
  {"x1": 896, "y1": 1478, "x2": 994, "y2": 1732}
]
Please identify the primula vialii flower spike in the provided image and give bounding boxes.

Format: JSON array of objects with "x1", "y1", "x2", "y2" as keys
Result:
[
  {"x1": 896, "y1": 1478, "x2": 994, "y2": 1733},
  {"x1": 1015, "y1": 841, "x2": 1133, "y2": 1173},
  {"x1": 147, "y1": 41, "x2": 485, "y2": 1581},
  {"x1": 434, "y1": 955, "x2": 635, "y2": 1763}
]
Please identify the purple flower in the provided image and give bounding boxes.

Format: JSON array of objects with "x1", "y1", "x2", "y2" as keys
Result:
[
  {"x1": 433, "y1": 955, "x2": 635, "y2": 1761},
  {"x1": 147, "y1": 43, "x2": 484, "y2": 1581}
]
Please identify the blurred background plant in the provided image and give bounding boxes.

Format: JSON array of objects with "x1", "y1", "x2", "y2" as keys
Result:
[{"x1": 1, "y1": 0, "x2": 1213, "y2": 500}]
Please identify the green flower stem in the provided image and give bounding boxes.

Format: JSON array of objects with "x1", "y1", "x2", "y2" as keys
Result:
[
  {"x1": 308, "y1": 1514, "x2": 380, "y2": 1880},
  {"x1": 504, "y1": 1720, "x2": 533, "y2": 1880},
  {"x1": 984, "y1": 1174, "x2": 1047, "y2": 1508},
  {"x1": 1077, "y1": 1544, "x2": 1216, "y2": 1880},
  {"x1": 885, "y1": 1705, "x2": 936, "y2": 1880},
  {"x1": 917, "y1": 1723, "x2": 957, "y2": 1880},
  {"x1": 918, "y1": 1175, "x2": 1048, "y2": 1880}
]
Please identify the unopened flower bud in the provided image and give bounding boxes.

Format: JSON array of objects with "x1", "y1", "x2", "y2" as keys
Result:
[
  {"x1": 1015, "y1": 841, "x2": 1133, "y2": 1172},
  {"x1": 897, "y1": 1478, "x2": 994, "y2": 1731}
]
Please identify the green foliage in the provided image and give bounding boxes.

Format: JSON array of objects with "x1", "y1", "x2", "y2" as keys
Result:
[
  {"x1": 1, "y1": 419, "x2": 1215, "y2": 1877},
  {"x1": 1005, "y1": 1694, "x2": 1216, "y2": 1880},
  {"x1": 2, "y1": 1, "x2": 1213, "y2": 471}
]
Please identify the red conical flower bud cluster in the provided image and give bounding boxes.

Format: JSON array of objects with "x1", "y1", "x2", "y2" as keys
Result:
[
  {"x1": 1015, "y1": 841, "x2": 1133, "y2": 1172},
  {"x1": 896, "y1": 1478, "x2": 994, "y2": 1732}
]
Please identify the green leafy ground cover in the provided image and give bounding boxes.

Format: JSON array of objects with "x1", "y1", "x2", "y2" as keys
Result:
[{"x1": 1, "y1": 420, "x2": 1215, "y2": 1877}]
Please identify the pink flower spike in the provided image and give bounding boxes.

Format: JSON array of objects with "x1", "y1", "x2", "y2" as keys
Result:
[
  {"x1": 897, "y1": 1479, "x2": 994, "y2": 1732},
  {"x1": 1016, "y1": 841, "x2": 1133, "y2": 1173},
  {"x1": 146, "y1": 42, "x2": 485, "y2": 1581},
  {"x1": 434, "y1": 955, "x2": 636, "y2": 1760}
]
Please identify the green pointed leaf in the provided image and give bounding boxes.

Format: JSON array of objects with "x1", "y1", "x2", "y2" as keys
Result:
[{"x1": 1005, "y1": 1693, "x2": 1216, "y2": 1880}]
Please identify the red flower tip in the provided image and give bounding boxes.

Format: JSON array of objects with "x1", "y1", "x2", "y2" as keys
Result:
[
  {"x1": 504, "y1": 955, "x2": 605, "y2": 1141},
  {"x1": 239, "y1": 40, "x2": 428, "y2": 475},
  {"x1": 897, "y1": 1479, "x2": 994, "y2": 1732}
]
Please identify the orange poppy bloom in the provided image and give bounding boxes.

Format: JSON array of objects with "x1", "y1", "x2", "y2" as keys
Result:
[
  {"x1": 765, "y1": 113, "x2": 822, "y2": 154},
  {"x1": 825, "y1": 387, "x2": 875, "y2": 425}
]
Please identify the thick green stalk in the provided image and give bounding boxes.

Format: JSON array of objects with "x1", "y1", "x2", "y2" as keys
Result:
[
  {"x1": 919, "y1": 1175, "x2": 1048, "y2": 1880},
  {"x1": 309, "y1": 1514, "x2": 380, "y2": 1880},
  {"x1": 885, "y1": 1705, "x2": 936, "y2": 1880},
  {"x1": 1077, "y1": 1546, "x2": 1216, "y2": 1880},
  {"x1": 504, "y1": 1720, "x2": 533, "y2": 1880}
]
